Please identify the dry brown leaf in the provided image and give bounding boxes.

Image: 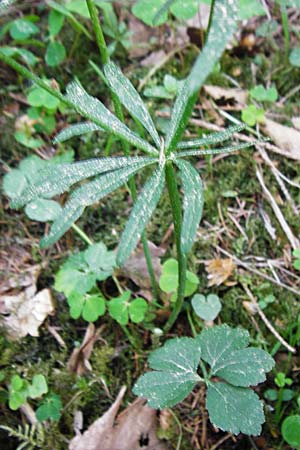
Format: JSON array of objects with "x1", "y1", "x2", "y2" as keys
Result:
[
  {"x1": 118, "y1": 241, "x2": 165, "y2": 300},
  {"x1": 69, "y1": 387, "x2": 168, "y2": 450},
  {"x1": 263, "y1": 118, "x2": 300, "y2": 160},
  {"x1": 205, "y1": 258, "x2": 236, "y2": 287},
  {"x1": 67, "y1": 324, "x2": 101, "y2": 376},
  {"x1": 1, "y1": 287, "x2": 54, "y2": 340},
  {"x1": 203, "y1": 85, "x2": 248, "y2": 110}
]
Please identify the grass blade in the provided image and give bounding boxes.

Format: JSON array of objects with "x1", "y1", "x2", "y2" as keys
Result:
[
  {"x1": 175, "y1": 159, "x2": 204, "y2": 254},
  {"x1": 117, "y1": 166, "x2": 165, "y2": 266},
  {"x1": 40, "y1": 160, "x2": 154, "y2": 248},
  {"x1": 12, "y1": 156, "x2": 157, "y2": 208},
  {"x1": 176, "y1": 124, "x2": 246, "y2": 150},
  {"x1": 165, "y1": 0, "x2": 239, "y2": 152},
  {"x1": 177, "y1": 141, "x2": 255, "y2": 158},
  {"x1": 65, "y1": 81, "x2": 158, "y2": 155},
  {"x1": 54, "y1": 122, "x2": 102, "y2": 143},
  {"x1": 104, "y1": 61, "x2": 161, "y2": 148}
]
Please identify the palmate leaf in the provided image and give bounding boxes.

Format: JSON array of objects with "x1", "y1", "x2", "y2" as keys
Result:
[
  {"x1": 40, "y1": 160, "x2": 154, "y2": 248},
  {"x1": 177, "y1": 141, "x2": 256, "y2": 158},
  {"x1": 206, "y1": 382, "x2": 265, "y2": 436},
  {"x1": 165, "y1": 0, "x2": 239, "y2": 152},
  {"x1": 116, "y1": 166, "x2": 165, "y2": 266},
  {"x1": 133, "y1": 337, "x2": 201, "y2": 408},
  {"x1": 54, "y1": 121, "x2": 102, "y2": 143},
  {"x1": 104, "y1": 61, "x2": 161, "y2": 148},
  {"x1": 176, "y1": 124, "x2": 246, "y2": 150},
  {"x1": 11, "y1": 156, "x2": 157, "y2": 208},
  {"x1": 175, "y1": 159, "x2": 204, "y2": 254},
  {"x1": 65, "y1": 82, "x2": 158, "y2": 156}
]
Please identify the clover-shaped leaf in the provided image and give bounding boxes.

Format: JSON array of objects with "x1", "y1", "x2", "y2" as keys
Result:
[
  {"x1": 68, "y1": 292, "x2": 106, "y2": 322},
  {"x1": 133, "y1": 337, "x2": 201, "y2": 408},
  {"x1": 28, "y1": 375, "x2": 48, "y2": 399},
  {"x1": 191, "y1": 293, "x2": 222, "y2": 321},
  {"x1": 36, "y1": 392, "x2": 62, "y2": 422},
  {"x1": 159, "y1": 258, "x2": 199, "y2": 300},
  {"x1": 108, "y1": 291, "x2": 148, "y2": 325}
]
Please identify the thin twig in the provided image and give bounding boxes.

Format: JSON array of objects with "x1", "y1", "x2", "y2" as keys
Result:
[{"x1": 242, "y1": 284, "x2": 296, "y2": 354}]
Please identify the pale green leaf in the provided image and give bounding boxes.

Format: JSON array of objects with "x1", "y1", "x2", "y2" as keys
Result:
[
  {"x1": 108, "y1": 291, "x2": 131, "y2": 325},
  {"x1": 28, "y1": 375, "x2": 48, "y2": 399},
  {"x1": 10, "y1": 19, "x2": 39, "y2": 40},
  {"x1": 12, "y1": 156, "x2": 157, "y2": 208},
  {"x1": 175, "y1": 159, "x2": 203, "y2": 254},
  {"x1": 53, "y1": 122, "x2": 102, "y2": 143},
  {"x1": 133, "y1": 337, "x2": 201, "y2": 408},
  {"x1": 45, "y1": 41, "x2": 66, "y2": 67},
  {"x1": 82, "y1": 295, "x2": 106, "y2": 322},
  {"x1": 48, "y1": 10, "x2": 65, "y2": 37},
  {"x1": 176, "y1": 124, "x2": 246, "y2": 149},
  {"x1": 165, "y1": 0, "x2": 239, "y2": 151},
  {"x1": 104, "y1": 61, "x2": 161, "y2": 148},
  {"x1": 40, "y1": 161, "x2": 151, "y2": 248},
  {"x1": 206, "y1": 382, "x2": 265, "y2": 435},
  {"x1": 177, "y1": 141, "x2": 255, "y2": 158},
  {"x1": 25, "y1": 199, "x2": 62, "y2": 222},
  {"x1": 191, "y1": 293, "x2": 222, "y2": 321},
  {"x1": 117, "y1": 166, "x2": 165, "y2": 266},
  {"x1": 3, "y1": 169, "x2": 27, "y2": 199},
  {"x1": 128, "y1": 298, "x2": 148, "y2": 323},
  {"x1": 65, "y1": 82, "x2": 158, "y2": 155}
]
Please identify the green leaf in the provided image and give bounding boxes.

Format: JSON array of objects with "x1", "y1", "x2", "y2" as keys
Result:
[
  {"x1": 25, "y1": 199, "x2": 62, "y2": 222},
  {"x1": 28, "y1": 375, "x2": 48, "y2": 399},
  {"x1": 10, "y1": 19, "x2": 39, "y2": 40},
  {"x1": 84, "y1": 243, "x2": 116, "y2": 280},
  {"x1": 129, "y1": 298, "x2": 148, "y2": 323},
  {"x1": 198, "y1": 325, "x2": 274, "y2": 386},
  {"x1": 15, "y1": 131, "x2": 43, "y2": 149},
  {"x1": 0, "y1": 46, "x2": 37, "y2": 66},
  {"x1": 12, "y1": 156, "x2": 156, "y2": 208},
  {"x1": 165, "y1": 0, "x2": 239, "y2": 151},
  {"x1": 175, "y1": 159, "x2": 204, "y2": 254},
  {"x1": 133, "y1": 337, "x2": 201, "y2": 408},
  {"x1": 54, "y1": 122, "x2": 102, "y2": 143},
  {"x1": 132, "y1": 0, "x2": 168, "y2": 26},
  {"x1": 65, "y1": 0, "x2": 90, "y2": 18},
  {"x1": 289, "y1": 47, "x2": 300, "y2": 67},
  {"x1": 3, "y1": 169, "x2": 27, "y2": 199},
  {"x1": 117, "y1": 166, "x2": 165, "y2": 266},
  {"x1": 249, "y1": 85, "x2": 278, "y2": 102},
  {"x1": 191, "y1": 293, "x2": 222, "y2": 321},
  {"x1": 159, "y1": 258, "x2": 199, "y2": 297},
  {"x1": 68, "y1": 292, "x2": 85, "y2": 319},
  {"x1": 206, "y1": 381, "x2": 265, "y2": 435},
  {"x1": 176, "y1": 124, "x2": 246, "y2": 150},
  {"x1": 242, "y1": 105, "x2": 265, "y2": 127},
  {"x1": 281, "y1": 415, "x2": 300, "y2": 447},
  {"x1": 108, "y1": 291, "x2": 131, "y2": 325},
  {"x1": 46, "y1": 0, "x2": 92, "y2": 39},
  {"x1": 65, "y1": 82, "x2": 158, "y2": 155},
  {"x1": 45, "y1": 41, "x2": 66, "y2": 67},
  {"x1": 82, "y1": 294, "x2": 106, "y2": 322},
  {"x1": 170, "y1": 0, "x2": 202, "y2": 20},
  {"x1": 48, "y1": 10, "x2": 65, "y2": 37},
  {"x1": 238, "y1": 0, "x2": 266, "y2": 19},
  {"x1": 27, "y1": 85, "x2": 60, "y2": 110},
  {"x1": 11, "y1": 375, "x2": 23, "y2": 391},
  {"x1": 104, "y1": 61, "x2": 161, "y2": 148},
  {"x1": 177, "y1": 140, "x2": 256, "y2": 158},
  {"x1": 36, "y1": 393, "x2": 62, "y2": 422}
]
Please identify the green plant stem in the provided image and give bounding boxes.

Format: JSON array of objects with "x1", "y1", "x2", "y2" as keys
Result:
[
  {"x1": 280, "y1": 5, "x2": 290, "y2": 58},
  {"x1": 206, "y1": 0, "x2": 216, "y2": 40},
  {"x1": 164, "y1": 162, "x2": 186, "y2": 332},
  {"x1": 274, "y1": 386, "x2": 284, "y2": 425},
  {"x1": 186, "y1": 307, "x2": 197, "y2": 337},
  {"x1": 86, "y1": 0, "x2": 159, "y2": 299},
  {"x1": 71, "y1": 224, "x2": 93, "y2": 246}
]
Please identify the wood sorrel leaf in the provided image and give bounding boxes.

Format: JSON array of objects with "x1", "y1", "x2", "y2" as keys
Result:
[
  {"x1": 116, "y1": 166, "x2": 165, "y2": 266},
  {"x1": 165, "y1": 0, "x2": 239, "y2": 152},
  {"x1": 133, "y1": 337, "x2": 201, "y2": 408},
  {"x1": 175, "y1": 159, "x2": 204, "y2": 254},
  {"x1": 206, "y1": 381, "x2": 265, "y2": 435},
  {"x1": 176, "y1": 124, "x2": 246, "y2": 150},
  {"x1": 40, "y1": 161, "x2": 153, "y2": 248},
  {"x1": 53, "y1": 121, "x2": 102, "y2": 143},
  {"x1": 12, "y1": 156, "x2": 157, "y2": 208},
  {"x1": 82, "y1": 294, "x2": 106, "y2": 322},
  {"x1": 191, "y1": 293, "x2": 222, "y2": 321},
  {"x1": 65, "y1": 81, "x2": 158, "y2": 155},
  {"x1": 104, "y1": 61, "x2": 161, "y2": 148}
]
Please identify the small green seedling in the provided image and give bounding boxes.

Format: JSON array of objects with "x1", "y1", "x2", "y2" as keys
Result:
[
  {"x1": 250, "y1": 85, "x2": 278, "y2": 103},
  {"x1": 293, "y1": 249, "x2": 300, "y2": 271},
  {"x1": 159, "y1": 258, "x2": 199, "y2": 301},
  {"x1": 281, "y1": 415, "x2": 300, "y2": 449},
  {"x1": 242, "y1": 104, "x2": 265, "y2": 127},
  {"x1": 144, "y1": 74, "x2": 184, "y2": 100},
  {"x1": 9, "y1": 374, "x2": 48, "y2": 411},
  {"x1": 258, "y1": 293, "x2": 275, "y2": 310},
  {"x1": 108, "y1": 291, "x2": 148, "y2": 325},
  {"x1": 68, "y1": 292, "x2": 106, "y2": 322},
  {"x1": 35, "y1": 392, "x2": 62, "y2": 422},
  {"x1": 134, "y1": 324, "x2": 274, "y2": 435},
  {"x1": 191, "y1": 293, "x2": 221, "y2": 321}
]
